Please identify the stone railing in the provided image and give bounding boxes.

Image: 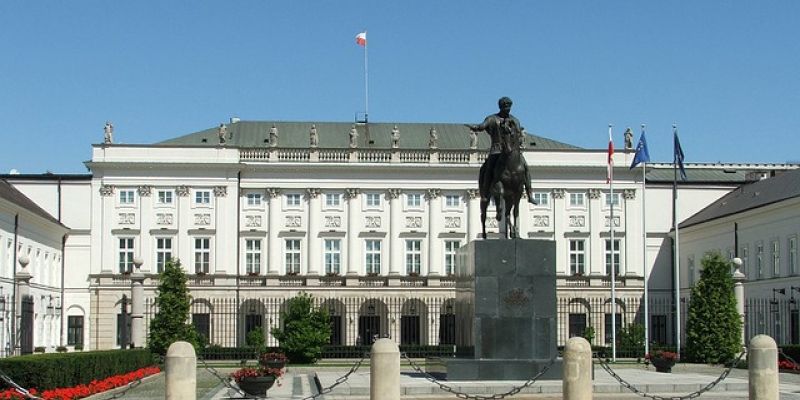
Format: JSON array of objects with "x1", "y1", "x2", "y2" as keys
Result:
[{"x1": 239, "y1": 147, "x2": 486, "y2": 164}]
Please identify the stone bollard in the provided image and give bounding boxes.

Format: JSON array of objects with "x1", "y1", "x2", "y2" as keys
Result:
[
  {"x1": 165, "y1": 341, "x2": 196, "y2": 400},
  {"x1": 563, "y1": 337, "x2": 592, "y2": 400},
  {"x1": 749, "y1": 335, "x2": 778, "y2": 400},
  {"x1": 370, "y1": 338, "x2": 400, "y2": 400}
]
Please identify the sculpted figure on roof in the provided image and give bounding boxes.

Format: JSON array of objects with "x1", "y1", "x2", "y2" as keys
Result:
[
  {"x1": 269, "y1": 125, "x2": 278, "y2": 147},
  {"x1": 218, "y1": 123, "x2": 227, "y2": 144},
  {"x1": 104, "y1": 121, "x2": 114, "y2": 144},
  {"x1": 349, "y1": 125, "x2": 358, "y2": 148},
  {"x1": 391, "y1": 125, "x2": 400, "y2": 149},
  {"x1": 429, "y1": 127, "x2": 438, "y2": 149},
  {"x1": 310, "y1": 124, "x2": 319, "y2": 148}
]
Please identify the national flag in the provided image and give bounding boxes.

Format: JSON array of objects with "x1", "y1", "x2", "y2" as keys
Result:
[
  {"x1": 355, "y1": 31, "x2": 367, "y2": 47},
  {"x1": 630, "y1": 131, "x2": 651, "y2": 169},
  {"x1": 674, "y1": 130, "x2": 687, "y2": 181},
  {"x1": 607, "y1": 126, "x2": 614, "y2": 183}
]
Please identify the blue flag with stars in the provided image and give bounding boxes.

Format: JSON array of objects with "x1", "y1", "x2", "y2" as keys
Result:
[
  {"x1": 674, "y1": 131, "x2": 687, "y2": 181},
  {"x1": 630, "y1": 132, "x2": 650, "y2": 169}
]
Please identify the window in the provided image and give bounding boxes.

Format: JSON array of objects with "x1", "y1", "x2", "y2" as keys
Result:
[
  {"x1": 773, "y1": 240, "x2": 781, "y2": 277},
  {"x1": 605, "y1": 193, "x2": 620, "y2": 207},
  {"x1": 605, "y1": 239, "x2": 620, "y2": 276},
  {"x1": 155, "y1": 237, "x2": 173, "y2": 273},
  {"x1": 365, "y1": 193, "x2": 382, "y2": 208},
  {"x1": 568, "y1": 314, "x2": 587, "y2": 338},
  {"x1": 246, "y1": 193, "x2": 262, "y2": 206},
  {"x1": 118, "y1": 238, "x2": 134, "y2": 273},
  {"x1": 569, "y1": 193, "x2": 585, "y2": 207},
  {"x1": 406, "y1": 240, "x2": 422, "y2": 275},
  {"x1": 406, "y1": 193, "x2": 422, "y2": 208},
  {"x1": 687, "y1": 255, "x2": 695, "y2": 286},
  {"x1": 195, "y1": 190, "x2": 211, "y2": 205},
  {"x1": 756, "y1": 243, "x2": 764, "y2": 278},
  {"x1": 444, "y1": 195, "x2": 460, "y2": 208},
  {"x1": 531, "y1": 192, "x2": 549, "y2": 206},
  {"x1": 245, "y1": 239, "x2": 262, "y2": 275},
  {"x1": 119, "y1": 190, "x2": 135, "y2": 205},
  {"x1": 194, "y1": 238, "x2": 210, "y2": 274},
  {"x1": 285, "y1": 239, "x2": 301, "y2": 274},
  {"x1": 741, "y1": 246, "x2": 749, "y2": 276},
  {"x1": 67, "y1": 316, "x2": 84, "y2": 346},
  {"x1": 569, "y1": 240, "x2": 586, "y2": 275},
  {"x1": 365, "y1": 240, "x2": 381, "y2": 274},
  {"x1": 790, "y1": 237, "x2": 797, "y2": 275},
  {"x1": 324, "y1": 239, "x2": 341, "y2": 274},
  {"x1": 157, "y1": 190, "x2": 173, "y2": 205},
  {"x1": 444, "y1": 240, "x2": 461, "y2": 276},
  {"x1": 285, "y1": 193, "x2": 302, "y2": 207},
  {"x1": 325, "y1": 193, "x2": 342, "y2": 208},
  {"x1": 192, "y1": 313, "x2": 210, "y2": 342}
]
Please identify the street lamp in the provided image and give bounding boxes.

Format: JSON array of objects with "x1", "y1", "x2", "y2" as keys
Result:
[{"x1": 133, "y1": 257, "x2": 143, "y2": 272}]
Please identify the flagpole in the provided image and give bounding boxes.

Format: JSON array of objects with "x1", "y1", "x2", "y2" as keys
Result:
[
  {"x1": 364, "y1": 31, "x2": 369, "y2": 122},
  {"x1": 609, "y1": 124, "x2": 617, "y2": 362},
  {"x1": 641, "y1": 124, "x2": 650, "y2": 358},
  {"x1": 672, "y1": 124, "x2": 681, "y2": 359}
]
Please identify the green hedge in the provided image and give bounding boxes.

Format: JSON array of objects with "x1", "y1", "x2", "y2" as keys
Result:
[{"x1": 0, "y1": 349, "x2": 154, "y2": 391}]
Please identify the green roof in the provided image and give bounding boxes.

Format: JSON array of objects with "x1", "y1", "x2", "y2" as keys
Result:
[
  {"x1": 645, "y1": 168, "x2": 751, "y2": 184},
  {"x1": 158, "y1": 121, "x2": 581, "y2": 151}
]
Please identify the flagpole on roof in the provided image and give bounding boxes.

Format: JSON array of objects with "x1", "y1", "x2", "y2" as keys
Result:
[
  {"x1": 364, "y1": 31, "x2": 369, "y2": 123},
  {"x1": 672, "y1": 124, "x2": 681, "y2": 359},
  {"x1": 640, "y1": 124, "x2": 650, "y2": 358},
  {"x1": 608, "y1": 124, "x2": 617, "y2": 362}
]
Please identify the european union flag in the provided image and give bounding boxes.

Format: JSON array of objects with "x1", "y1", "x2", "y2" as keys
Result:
[
  {"x1": 629, "y1": 132, "x2": 650, "y2": 169},
  {"x1": 674, "y1": 132, "x2": 687, "y2": 181}
]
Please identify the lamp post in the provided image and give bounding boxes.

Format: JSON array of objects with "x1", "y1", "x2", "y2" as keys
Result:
[
  {"x1": 732, "y1": 257, "x2": 746, "y2": 350},
  {"x1": 130, "y1": 257, "x2": 145, "y2": 348}
]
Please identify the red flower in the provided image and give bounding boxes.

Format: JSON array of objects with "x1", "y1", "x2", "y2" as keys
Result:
[{"x1": 0, "y1": 366, "x2": 160, "y2": 400}]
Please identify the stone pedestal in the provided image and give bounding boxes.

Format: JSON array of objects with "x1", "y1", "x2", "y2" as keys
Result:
[{"x1": 439, "y1": 239, "x2": 562, "y2": 380}]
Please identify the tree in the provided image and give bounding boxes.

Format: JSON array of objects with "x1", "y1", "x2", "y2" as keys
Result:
[
  {"x1": 271, "y1": 293, "x2": 331, "y2": 364},
  {"x1": 148, "y1": 260, "x2": 200, "y2": 355},
  {"x1": 685, "y1": 251, "x2": 742, "y2": 363}
]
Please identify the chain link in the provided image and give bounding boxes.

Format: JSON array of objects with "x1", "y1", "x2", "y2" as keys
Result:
[
  {"x1": 0, "y1": 369, "x2": 42, "y2": 400},
  {"x1": 402, "y1": 353, "x2": 557, "y2": 400},
  {"x1": 596, "y1": 351, "x2": 746, "y2": 400}
]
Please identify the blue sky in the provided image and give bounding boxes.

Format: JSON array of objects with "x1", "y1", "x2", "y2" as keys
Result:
[{"x1": 1, "y1": 1, "x2": 799, "y2": 173}]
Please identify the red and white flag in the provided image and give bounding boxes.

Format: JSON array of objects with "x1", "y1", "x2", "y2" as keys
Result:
[
  {"x1": 607, "y1": 126, "x2": 614, "y2": 183},
  {"x1": 355, "y1": 31, "x2": 367, "y2": 47}
]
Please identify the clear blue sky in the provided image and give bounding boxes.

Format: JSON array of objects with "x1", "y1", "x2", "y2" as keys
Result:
[{"x1": 2, "y1": 1, "x2": 799, "y2": 173}]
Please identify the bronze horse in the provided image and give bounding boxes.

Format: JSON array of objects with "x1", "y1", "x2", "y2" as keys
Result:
[{"x1": 479, "y1": 132, "x2": 527, "y2": 239}]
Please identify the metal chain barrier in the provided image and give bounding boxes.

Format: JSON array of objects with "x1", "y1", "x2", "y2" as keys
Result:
[
  {"x1": 402, "y1": 353, "x2": 557, "y2": 400},
  {"x1": 199, "y1": 352, "x2": 368, "y2": 399},
  {"x1": 597, "y1": 351, "x2": 746, "y2": 400},
  {"x1": 0, "y1": 368, "x2": 42, "y2": 400}
]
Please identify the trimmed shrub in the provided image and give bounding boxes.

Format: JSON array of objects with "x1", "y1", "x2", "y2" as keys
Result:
[
  {"x1": 0, "y1": 349, "x2": 154, "y2": 391},
  {"x1": 271, "y1": 293, "x2": 331, "y2": 364}
]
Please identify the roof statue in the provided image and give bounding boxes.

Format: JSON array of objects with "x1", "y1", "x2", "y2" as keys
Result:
[
  {"x1": 218, "y1": 123, "x2": 227, "y2": 144},
  {"x1": 391, "y1": 125, "x2": 400, "y2": 149},
  {"x1": 428, "y1": 127, "x2": 438, "y2": 149},
  {"x1": 309, "y1": 124, "x2": 319, "y2": 148},
  {"x1": 269, "y1": 125, "x2": 279, "y2": 148},
  {"x1": 104, "y1": 121, "x2": 114, "y2": 144},
  {"x1": 349, "y1": 125, "x2": 359, "y2": 148},
  {"x1": 469, "y1": 128, "x2": 478, "y2": 150},
  {"x1": 624, "y1": 127, "x2": 633, "y2": 149}
]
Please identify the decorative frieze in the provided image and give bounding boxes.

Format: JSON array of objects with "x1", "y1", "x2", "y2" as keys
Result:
[
  {"x1": 137, "y1": 186, "x2": 152, "y2": 197},
  {"x1": 324, "y1": 215, "x2": 342, "y2": 228},
  {"x1": 99, "y1": 185, "x2": 115, "y2": 196},
  {"x1": 194, "y1": 213, "x2": 211, "y2": 225},
  {"x1": 245, "y1": 215, "x2": 262, "y2": 228},
  {"x1": 533, "y1": 215, "x2": 550, "y2": 227},
  {"x1": 551, "y1": 189, "x2": 565, "y2": 199},
  {"x1": 365, "y1": 216, "x2": 382, "y2": 229},
  {"x1": 285, "y1": 215, "x2": 302, "y2": 228},
  {"x1": 118, "y1": 213, "x2": 135, "y2": 225},
  {"x1": 156, "y1": 213, "x2": 174, "y2": 225},
  {"x1": 213, "y1": 186, "x2": 227, "y2": 197},
  {"x1": 605, "y1": 216, "x2": 621, "y2": 228},
  {"x1": 444, "y1": 216, "x2": 461, "y2": 229},
  {"x1": 406, "y1": 216, "x2": 423, "y2": 229},
  {"x1": 568, "y1": 215, "x2": 586, "y2": 227},
  {"x1": 176, "y1": 186, "x2": 190, "y2": 197}
]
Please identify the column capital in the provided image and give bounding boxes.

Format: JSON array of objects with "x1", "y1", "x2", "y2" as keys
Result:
[
  {"x1": 588, "y1": 189, "x2": 601, "y2": 200},
  {"x1": 266, "y1": 188, "x2": 281, "y2": 198},
  {"x1": 344, "y1": 188, "x2": 360, "y2": 200},
  {"x1": 623, "y1": 189, "x2": 636, "y2": 200},
  {"x1": 305, "y1": 188, "x2": 321, "y2": 199},
  {"x1": 386, "y1": 189, "x2": 402, "y2": 199},
  {"x1": 176, "y1": 185, "x2": 190, "y2": 197},
  {"x1": 466, "y1": 189, "x2": 481, "y2": 199},
  {"x1": 552, "y1": 188, "x2": 565, "y2": 199},
  {"x1": 213, "y1": 186, "x2": 228, "y2": 197},
  {"x1": 99, "y1": 185, "x2": 115, "y2": 196},
  {"x1": 425, "y1": 189, "x2": 441, "y2": 200},
  {"x1": 137, "y1": 186, "x2": 153, "y2": 197}
]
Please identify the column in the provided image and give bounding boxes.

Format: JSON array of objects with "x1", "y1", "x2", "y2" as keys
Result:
[
  {"x1": 213, "y1": 186, "x2": 228, "y2": 274},
  {"x1": 623, "y1": 189, "x2": 638, "y2": 277},
  {"x1": 306, "y1": 188, "x2": 322, "y2": 276},
  {"x1": 99, "y1": 185, "x2": 116, "y2": 272},
  {"x1": 137, "y1": 186, "x2": 153, "y2": 272},
  {"x1": 176, "y1": 186, "x2": 191, "y2": 267},
  {"x1": 426, "y1": 189, "x2": 441, "y2": 276},
  {"x1": 387, "y1": 189, "x2": 402, "y2": 276},
  {"x1": 588, "y1": 189, "x2": 603, "y2": 276},
  {"x1": 466, "y1": 189, "x2": 481, "y2": 242},
  {"x1": 345, "y1": 189, "x2": 361, "y2": 276},
  {"x1": 266, "y1": 188, "x2": 282, "y2": 275},
  {"x1": 551, "y1": 189, "x2": 566, "y2": 275}
]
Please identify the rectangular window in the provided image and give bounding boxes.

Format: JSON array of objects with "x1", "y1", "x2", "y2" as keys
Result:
[
  {"x1": 444, "y1": 195, "x2": 460, "y2": 208},
  {"x1": 157, "y1": 190, "x2": 173, "y2": 205},
  {"x1": 155, "y1": 237, "x2": 173, "y2": 273},
  {"x1": 246, "y1": 193, "x2": 263, "y2": 206},
  {"x1": 285, "y1": 239, "x2": 301, "y2": 274},
  {"x1": 605, "y1": 193, "x2": 620, "y2": 207},
  {"x1": 119, "y1": 190, "x2": 135, "y2": 205},
  {"x1": 444, "y1": 240, "x2": 461, "y2": 276},
  {"x1": 366, "y1": 193, "x2": 382, "y2": 208},
  {"x1": 757, "y1": 243, "x2": 764, "y2": 278},
  {"x1": 192, "y1": 313, "x2": 211, "y2": 342},
  {"x1": 569, "y1": 193, "x2": 585, "y2": 207},
  {"x1": 406, "y1": 239, "x2": 422, "y2": 275},
  {"x1": 531, "y1": 192, "x2": 549, "y2": 206},
  {"x1": 569, "y1": 240, "x2": 586, "y2": 275},
  {"x1": 194, "y1": 238, "x2": 210, "y2": 274},
  {"x1": 325, "y1": 193, "x2": 342, "y2": 207},
  {"x1": 605, "y1": 239, "x2": 620, "y2": 276},
  {"x1": 365, "y1": 240, "x2": 381, "y2": 274},
  {"x1": 406, "y1": 193, "x2": 422, "y2": 208},
  {"x1": 790, "y1": 237, "x2": 797, "y2": 275},
  {"x1": 245, "y1": 239, "x2": 262, "y2": 275},
  {"x1": 324, "y1": 239, "x2": 341, "y2": 274},
  {"x1": 195, "y1": 191, "x2": 211, "y2": 205},
  {"x1": 773, "y1": 240, "x2": 780, "y2": 277},
  {"x1": 285, "y1": 193, "x2": 301, "y2": 207},
  {"x1": 67, "y1": 316, "x2": 84, "y2": 346},
  {"x1": 118, "y1": 238, "x2": 134, "y2": 273},
  {"x1": 568, "y1": 314, "x2": 588, "y2": 339}
]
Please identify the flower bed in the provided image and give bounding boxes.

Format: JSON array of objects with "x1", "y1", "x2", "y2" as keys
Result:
[{"x1": 0, "y1": 366, "x2": 160, "y2": 400}]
